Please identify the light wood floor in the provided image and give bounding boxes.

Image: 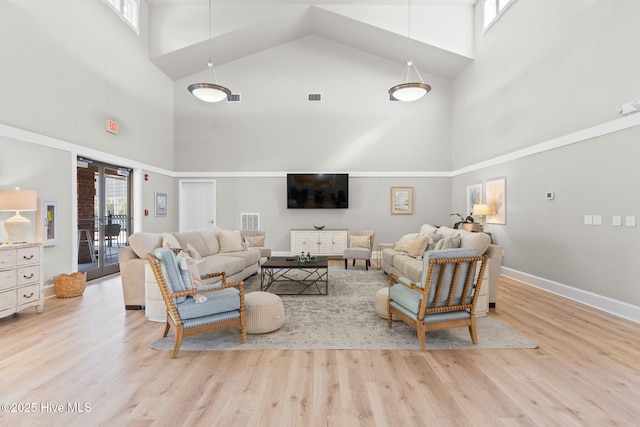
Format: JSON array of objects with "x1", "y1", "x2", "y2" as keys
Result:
[{"x1": 1, "y1": 263, "x2": 640, "y2": 427}]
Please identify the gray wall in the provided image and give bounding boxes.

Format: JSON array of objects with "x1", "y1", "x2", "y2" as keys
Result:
[
  {"x1": 0, "y1": 0, "x2": 175, "y2": 287},
  {"x1": 451, "y1": 0, "x2": 640, "y2": 306}
]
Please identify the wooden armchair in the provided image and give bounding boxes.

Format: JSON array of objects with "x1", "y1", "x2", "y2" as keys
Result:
[
  {"x1": 146, "y1": 248, "x2": 246, "y2": 358},
  {"x1": 387, "y1": 248, "x2": 488, "y2": 352}
]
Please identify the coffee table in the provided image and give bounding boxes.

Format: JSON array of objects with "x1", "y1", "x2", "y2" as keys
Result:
[{"x1": 260, "y1": 256, "x2": 329, "y2": 295}]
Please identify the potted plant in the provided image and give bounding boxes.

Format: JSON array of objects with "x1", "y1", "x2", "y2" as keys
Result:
[{"x1": 450, "y1": 213, "x2": 477, "y2": 231}]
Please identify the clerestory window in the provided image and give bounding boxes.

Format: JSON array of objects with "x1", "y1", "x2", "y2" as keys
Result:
[
  {"x1": 103, "y1": 0, "x2": 139, "y2": 35},
  {"x1": 483, "y1": 0, "x2": 516, "y2": 32}
]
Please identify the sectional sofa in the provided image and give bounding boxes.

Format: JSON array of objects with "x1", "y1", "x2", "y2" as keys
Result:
[
  {"x1": 382, "y1": 224, "x2": 504, "y2": 309},
  {"x1": 118, "y1": 228, "x2": 261, "y2": 309}
]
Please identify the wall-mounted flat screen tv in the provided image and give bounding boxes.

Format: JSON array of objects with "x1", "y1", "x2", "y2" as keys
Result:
[{"x1": 287, "y1": 173, "x2": 349, "y2": 209}]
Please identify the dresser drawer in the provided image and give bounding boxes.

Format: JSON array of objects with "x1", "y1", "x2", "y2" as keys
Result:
[
  {"x1": 0, "y1": 269, "x2": 17, "y2": 291},
  {"x1": 0, "y1": 289, "x2": 16, "y2": 311},
  {"x1": 0, "y1": 250, "x2": 16, "y2": 269},
  {"x1": 17, "y1": 265, "x2": 40, "y2": 285},
  {"x1": 17, "y1": 284, "x2": 41, "y2": 306},
  {"x1": 17, "y1": 246, "x2": 40, "y2": 266}
]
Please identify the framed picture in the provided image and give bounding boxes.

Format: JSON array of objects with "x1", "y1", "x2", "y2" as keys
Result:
[
  {"x1": 391, "y1": 187, "x2": 413, "y2": 215},
  {"x1": 466, "y1": 183, "x2": 483, "y2": 215},
  {"x1": 155, "y1": 192, "x2": 167, "y2": 217},
  {"x1": 486, "y1": 178, "x2": 506, "y2": 224}
]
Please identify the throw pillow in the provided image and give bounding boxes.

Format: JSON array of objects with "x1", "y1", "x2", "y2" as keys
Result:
[
  {"x1": 175, "y1": 252, "x2": 203, "y2": 289},
  {"x1": 245, "y1": 235, "x2": 265, "y2": 247},
  {"x1": 394, "y1": 233, "x2": 418, "y2": 253},
  {"x1": 441, "y1": 235, "x2": 462, "y2": 250},
  {"x1": 407, "y1": 233, "x2": 430, "y2": 258},
  {"x1": 350, "y1": 235, "x2": 371, "y2": 249},
  {"x1": 161, "y1": 232, "x2": 182, "y2": 250},
  {"x1": 426, "y1": 233, "x2": 443, "y2": 251},
  {"x1": 184, "y1": 243, "x2": 202, "y2": 259},
  {"x1": 434, "y1": 238, "x2": 445, "y2": 251},
  {"x1": 219, "y1": 229, "x2": 244, "y2": 253}
]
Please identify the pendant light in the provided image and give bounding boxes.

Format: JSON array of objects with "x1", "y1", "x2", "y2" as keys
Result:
[
  {"x1": 188, "y1": 0, "x2": 231, "y2": 103},
  {"x1": 388, "y1": 0, "x2": 431, "y2": 102}
]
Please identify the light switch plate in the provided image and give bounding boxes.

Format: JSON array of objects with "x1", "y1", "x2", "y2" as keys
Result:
[
  {"x1": 593, "y1": 215, "x2": 602, "y2": 225},
  {"x1": 613, "y1": 216, "x2": 622, "y2": 226},
  {"x1": 584, "y1": 215, "x2": 593, "y2": 225},
  {"x1": 625, "y1": 216, "x2": 636, "y2": 227}
]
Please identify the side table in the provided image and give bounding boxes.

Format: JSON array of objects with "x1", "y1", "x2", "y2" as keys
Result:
[{"x1": 376, "y1": 243, "x2": 394, "y2": 270}]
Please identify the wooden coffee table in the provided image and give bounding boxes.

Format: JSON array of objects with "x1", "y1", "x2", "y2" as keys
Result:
[{"x1": 260, "y1": 256, "x2": 329, "y2": 295}]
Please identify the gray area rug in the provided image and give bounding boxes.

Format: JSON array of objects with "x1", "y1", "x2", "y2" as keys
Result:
[{"x1": 150, "y1": 267, "x2": 538, "y2": 351}]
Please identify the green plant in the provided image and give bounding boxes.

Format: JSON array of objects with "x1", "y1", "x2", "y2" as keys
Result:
[{"x1": 450, "y1": 213, "x2": 474, "y2": 229}]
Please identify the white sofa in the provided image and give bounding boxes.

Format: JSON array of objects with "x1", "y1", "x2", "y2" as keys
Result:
[
  {"x1": 118, "y1": 228, "x2": 261, "y2": 309},
  {"x1": 382, "y1": 224, "x2": 504, "y2": 308}
]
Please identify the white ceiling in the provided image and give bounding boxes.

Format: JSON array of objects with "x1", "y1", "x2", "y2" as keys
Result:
[{"x1": 146, "y1": 1, "x2": 478, "y2": 81}]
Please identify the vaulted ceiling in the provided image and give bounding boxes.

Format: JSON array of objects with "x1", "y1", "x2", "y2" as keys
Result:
[{"x1": 147, "y1": 0, "x2": 477, "y2": 81}]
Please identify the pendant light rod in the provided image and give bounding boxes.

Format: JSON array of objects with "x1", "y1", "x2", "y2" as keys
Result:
[
  {"x1": 388, "y1": 0, "x2": 431, "y2": 102},
  {"x1": 188, "y1": 0, "x2": 231, "y2": 103}
]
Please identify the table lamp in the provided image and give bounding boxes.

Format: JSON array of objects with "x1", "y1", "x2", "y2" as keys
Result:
[
  {"x1": 0, "y1": 187, "x2": 38, "y2": 244},
  {"x1": 472, "y1": 203, "x2": 490, "y2": 232}
]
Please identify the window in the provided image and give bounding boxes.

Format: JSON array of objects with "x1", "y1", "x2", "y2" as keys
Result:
[
  {"x1": 103, "y1": 0, "x2": 139, "y2": 34},
  {"x1": 483, "y1": 0, "x2": 516, "y2": 32}
]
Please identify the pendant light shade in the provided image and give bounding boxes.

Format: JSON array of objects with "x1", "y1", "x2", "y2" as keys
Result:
[
  {"x1": 388, "y1": 61, "x2": 431, "y2": 102},
  {"x1": 188, "y1": 62, "x2": 231, "y2": 103},
  {"x1": 389, "y1": 0, "x2": 431, "y2": 102},
  {"x1": 188, "y1": 0, "x2": 231, "y2": 103}
]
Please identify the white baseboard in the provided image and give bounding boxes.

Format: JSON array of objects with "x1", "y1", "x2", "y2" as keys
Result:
[{"x1": 501, "y1": 267, "x2": 640, "y2": 324}]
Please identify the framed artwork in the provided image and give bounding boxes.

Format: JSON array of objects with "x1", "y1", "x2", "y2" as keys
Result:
[
  {"x1": 486, "y1": 178, "x2": 506, "y2": 224},
  {"x1": 391, "y1": 187, "x2": 413, "y2": 215},
  {"x1": 466, "y1": 183, "x2": 483, "y2": 215},
  {"x1": 155, "y1": 192, "x2": 167, "y2": 217}
]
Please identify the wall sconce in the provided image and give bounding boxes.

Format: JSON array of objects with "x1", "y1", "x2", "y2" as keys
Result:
[
  {"x1": 472, "y1": 203, "x2": 490, "y2": 232},
  {"x1": 0, "y1": 187, "x2": 38, "y2": 244}
]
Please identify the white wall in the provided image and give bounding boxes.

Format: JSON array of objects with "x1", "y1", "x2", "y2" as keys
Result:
[
  {"x1": 451, "y1": 0, "x2": 640, "y2": 309},
  {"x1": 0, "y1": 0, "x2": 175, "y2": 286}
]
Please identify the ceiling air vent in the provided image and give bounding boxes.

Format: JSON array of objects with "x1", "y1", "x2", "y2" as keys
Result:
[
  {"x1": 227, "y1": 93, "x2": 241, "y2": 103},
  {"x1": 307, "y1": 93, "x2": 322, "y2": 102}
]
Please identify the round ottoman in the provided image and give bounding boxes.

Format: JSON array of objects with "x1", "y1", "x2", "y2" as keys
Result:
[
  {"x1": 375, "y1": 287, "x2": 397, "y2": 320},
  {"x1": 244, "y1": 291, "x2": 285, "y2": 334}
]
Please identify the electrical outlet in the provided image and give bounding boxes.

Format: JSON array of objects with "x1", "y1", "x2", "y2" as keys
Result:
[
  {"x1": 625, "y1": 216, "x2": 636, "y2": 227},
  {"x1": 584, "y1": 215, "x2": 593, "y2": 225}
]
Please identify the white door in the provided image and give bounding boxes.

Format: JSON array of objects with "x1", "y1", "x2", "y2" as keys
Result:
[{"x1": 179, "y1": 180, "x2": 216, "y2": 231}]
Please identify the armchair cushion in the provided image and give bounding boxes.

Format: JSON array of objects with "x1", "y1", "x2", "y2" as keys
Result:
[
  {"x1": 349, "y1": 235, "x2": 371, "y2": 249},
  {"x1": 245, "y1": 235, "x2": 265, "y2": 247},
  {"x1": 154, "y1": 248, "x2": 188, "y2": 303},
  {"x1": 176, "y1": 288, "x2": 240, "y2": 320}
]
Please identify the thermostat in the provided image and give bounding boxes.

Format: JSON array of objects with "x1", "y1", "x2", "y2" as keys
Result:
[{"x1": 546, "y1": 191, "x2": 555, "y2": 200}]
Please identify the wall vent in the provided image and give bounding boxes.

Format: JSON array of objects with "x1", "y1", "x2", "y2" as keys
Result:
[
  {"x1": 307, "y1": 93, "x2": 322, "y2": 102},
  {"x1": 227, "y1": 93, "x2": 241, "y2": 102},
  {"x1": 240, "y1": 212, "x2": 260, "y2": 230}
]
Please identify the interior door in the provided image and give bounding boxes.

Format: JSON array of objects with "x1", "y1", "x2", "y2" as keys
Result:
[{"x1": 179, "y1": 180, "x2": 216, "y2": 231}]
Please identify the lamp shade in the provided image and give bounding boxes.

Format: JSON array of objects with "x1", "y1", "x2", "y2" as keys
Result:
[
  {"x1": 0, "y1": 187, "x2": 37, "y2": 244},
  {"x1": 0, "y1": 188, "x2": 37, "y2": 211},
  {"x1": 389, "y1": 82, "x2": 431, "y2": 102},
  {"x1": 472, "y1": 204, "x2": 490, "y2": 216},
  {"x1": 188, "y1": 82, "x2": 231, "y2": 103}
]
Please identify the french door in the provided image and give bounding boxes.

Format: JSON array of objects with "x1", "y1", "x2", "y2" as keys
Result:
[{"x1": 77, "y1": 157, "x2": 131, "y2": 280}]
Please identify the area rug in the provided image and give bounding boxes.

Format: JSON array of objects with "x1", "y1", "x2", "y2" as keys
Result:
[{"x1": 150, "y1": 267, "x2": 538, "y2": 351}]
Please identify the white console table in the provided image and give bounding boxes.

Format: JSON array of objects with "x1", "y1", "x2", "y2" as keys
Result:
[{"x1": 290, "y1": 229, "x2": 347, "y2": 257}]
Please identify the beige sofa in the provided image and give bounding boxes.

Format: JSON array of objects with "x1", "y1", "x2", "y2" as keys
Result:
[
  {"x1": 382, "y1": 224, "x2": 504, "y2": 308},
  {"x1": 118, "y1": 228, "x2": 261, "y2": 309}
]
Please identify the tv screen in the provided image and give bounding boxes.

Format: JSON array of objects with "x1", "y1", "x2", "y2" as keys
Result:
[{"x1": 287, "y1": 173, "x2": 349, "y2": 209}]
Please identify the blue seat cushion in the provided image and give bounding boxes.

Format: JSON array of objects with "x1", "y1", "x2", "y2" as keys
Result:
[
  {"x1": 177, "y1": 287, "x2": 240, "y2": 320},
  {"x1": 154, "y1": 247, "x2": 188, "y2": 303}
]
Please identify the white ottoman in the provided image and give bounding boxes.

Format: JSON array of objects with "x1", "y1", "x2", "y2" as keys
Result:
[
  {"x1": 245, "y1": 291, "x2": 285, "y2": 334},
  {"x1": 375, "y1": 287, "x2": 397, "y2": 320}
]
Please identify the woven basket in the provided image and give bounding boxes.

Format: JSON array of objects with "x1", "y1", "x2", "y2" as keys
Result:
[{"x1": 54, "y1": 272, "x2": 87, "y2": 298}]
